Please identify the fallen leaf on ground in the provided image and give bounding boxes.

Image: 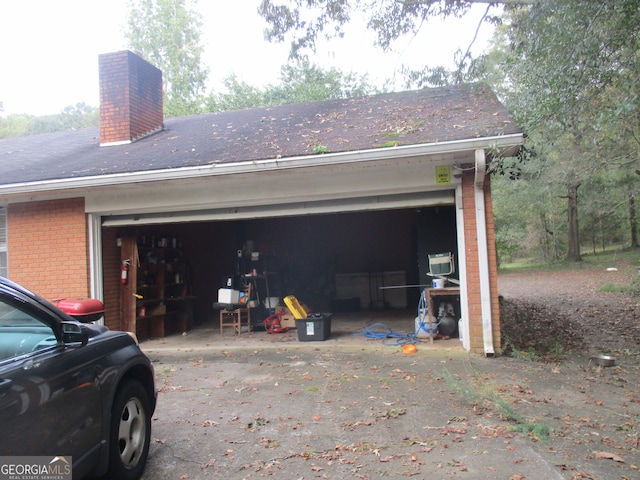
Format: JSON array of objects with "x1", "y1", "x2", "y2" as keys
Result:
[{"x1": 593, "y1": 451, "x2": 625, "y2": 463}]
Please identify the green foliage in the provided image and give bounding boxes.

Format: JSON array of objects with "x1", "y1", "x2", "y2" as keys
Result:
[
  {"x1": 204, "y1": 75, "x2": 266, "y2": 112},
  {"x1": 258, "y1": 0, "x2": 487, "y2": 60},
  {"x1": 500, "y1": 249, "x2": 640, "y2": 274},
  {"x1": 126, "y1": 0, "x2": 209, "y2": 117},
  {"x1": 0, "y1": 103, "x2": 98, "y2": 139},
  {"x1": 312, "y1": 145, "x2": 329, "y2": 154},
  {"x1": 442, "y1": 367, "x2": 553, "y2": 443},
  {"x1": 26, "y1": 103, "x2": 99, "y2": 134},
  {"x1": 206, "y1": 60, "x2": 377, "y2": 112},
  {"x1": 258, "y1": 0, "x2": 640, "y2": 264},
  {"x1": 600, "y1": 275, "x2": 640, "y2": 298},
  {"x1": 492, "y1": 0, "x2": 640, "y2": 262},
  {"x1": 0, "y1": 113, "x2": 32, "y2": 139}
]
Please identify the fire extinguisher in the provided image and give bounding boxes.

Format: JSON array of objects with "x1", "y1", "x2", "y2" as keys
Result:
[{"x1": 121, "y1": 260, "x2": 130, "y2": 285}]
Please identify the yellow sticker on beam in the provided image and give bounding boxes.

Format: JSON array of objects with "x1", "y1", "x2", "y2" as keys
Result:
[{"x1": 435, "y1": 165, "x2": 451, "y2": 185}]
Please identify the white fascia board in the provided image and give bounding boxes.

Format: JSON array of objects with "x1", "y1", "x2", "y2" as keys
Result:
[{"x1": 0, "y1": 134, "x2": 522, "y2": 197}]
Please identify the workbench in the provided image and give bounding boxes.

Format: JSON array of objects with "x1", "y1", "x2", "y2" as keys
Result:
[{"x1": 426, "y1": 286, "x2": 460, "y2": 344}]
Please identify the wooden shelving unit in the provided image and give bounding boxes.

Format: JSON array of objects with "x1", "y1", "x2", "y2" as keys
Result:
[{"x1": 120, "y1": 234, "x2": 190, "y2": 341}]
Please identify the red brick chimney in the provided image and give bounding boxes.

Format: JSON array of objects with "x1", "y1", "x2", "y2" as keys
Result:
[{"x1": 99, "y1": 50, "x2": 163, "y2": 146}]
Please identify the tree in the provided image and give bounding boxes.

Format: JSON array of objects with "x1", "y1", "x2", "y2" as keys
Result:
[
  {"x1": 259, "y1": 0, "x2": 640, "y2": 263},
  {"x1": 502, "y1": 0, "x2": 640, "y2": 261},
  {"x1": 0, "y1": 104, "x2": 99, "y2": 139},
  {"x1": 258, "y1": 1, "x2": 508, "y2": 59},
  {"x1": 126, "y1": 0, "x2": 209, "y2": 117},
  {"x1": 25, "y1": 103, "x2": 99, "y2": 135},
  {"x1": 206, "y1": 60, "x2": 377, "y2": 112}
]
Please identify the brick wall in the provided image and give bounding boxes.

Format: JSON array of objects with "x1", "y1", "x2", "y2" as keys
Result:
[
  {"x1": 99, "y1": 50, "x2": 163, "y2": 146},
  {"x1": 7, "y1": 198, "x2": 89, "y2": 301},
  {"x1": 461, "y1": 172, "x2": 501, "y2": 354}
]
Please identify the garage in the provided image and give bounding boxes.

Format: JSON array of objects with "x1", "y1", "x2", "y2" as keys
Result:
[
  {"x1": 100, "y1": 202, "x2": 458, "y2": 337},
  {"x1": 89, "y1": 136, "x2": 474, "y2": 348},
  {"x1": 0, "y1": 51, "x2": 523, "y2": 354}
]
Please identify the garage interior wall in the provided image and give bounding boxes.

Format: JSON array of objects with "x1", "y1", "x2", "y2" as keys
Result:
[{"x1": 101, "y1": 205, "x2": 459, "y2": 333}]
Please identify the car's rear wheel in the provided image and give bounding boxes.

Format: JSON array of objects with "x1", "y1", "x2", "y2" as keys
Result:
[{"x1": 106, "y1": 379, "x2": 151, "y2": 480}]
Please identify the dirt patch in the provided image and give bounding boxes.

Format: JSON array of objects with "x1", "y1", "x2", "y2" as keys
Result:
[
  {"x1": 498, "y1": 263, "x2": 640, "y2": 357},
  {"x1": 494, "y1": 263, "x2": 640, "y2": 479}
]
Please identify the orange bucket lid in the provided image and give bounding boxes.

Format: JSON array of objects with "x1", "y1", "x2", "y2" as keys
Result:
[{"x1": 402, "y1": 344, "x2": 417, "y2": 354}]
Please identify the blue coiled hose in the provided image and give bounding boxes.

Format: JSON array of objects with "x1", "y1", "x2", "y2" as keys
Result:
[{"x1": 352, "y1": 289, "x2": 441, "y2": 346}]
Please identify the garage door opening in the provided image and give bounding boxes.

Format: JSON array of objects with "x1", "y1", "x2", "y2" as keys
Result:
[{"x1": 102, "y1": 205, "x2": 459, "y2": 342}]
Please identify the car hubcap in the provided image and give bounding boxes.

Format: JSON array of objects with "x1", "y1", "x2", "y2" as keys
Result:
[{"x1": 118, "y1": 397, "x2": 146, "y2": 467}]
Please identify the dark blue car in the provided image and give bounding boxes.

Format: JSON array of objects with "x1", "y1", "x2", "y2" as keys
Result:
[{"x1": 0, "y1": 276, "x2": 156, "y2": 479}]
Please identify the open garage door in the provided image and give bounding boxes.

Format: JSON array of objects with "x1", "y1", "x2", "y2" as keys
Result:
[
  {"x1": 99, "y1": 197, "x2": 459, "y2": 341},
  {"x1": 101, "y1": 190, "x2": 454, "y2": 227}
]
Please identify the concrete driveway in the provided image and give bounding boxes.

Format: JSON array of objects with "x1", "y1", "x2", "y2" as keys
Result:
[{"x1": 138, "y1": 314, "x2": 638, "y2": 479}]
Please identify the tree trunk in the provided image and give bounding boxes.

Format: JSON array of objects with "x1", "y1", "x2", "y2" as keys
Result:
[
  {"x1": 566, "y1": 183, "x2": 581, "y2": 262},
  {"x1": 629, "y1": 190, "x2": 638, "y2": 249},
  {"x1": 540, "y1": 212, "x2": 551, "y2": 261}
]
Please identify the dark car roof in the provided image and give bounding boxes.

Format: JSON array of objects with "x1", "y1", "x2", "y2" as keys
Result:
[{"x1": 0, "y1": 83, "x2": 520, "y2": 186}]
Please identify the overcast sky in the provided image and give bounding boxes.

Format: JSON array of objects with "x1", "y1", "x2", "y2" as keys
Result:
[{"x1": 0, "y1": 1, "x2": 495, "y2": 116}]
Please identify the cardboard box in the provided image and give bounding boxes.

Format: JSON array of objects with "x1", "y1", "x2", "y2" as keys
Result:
[
  {"x1": 273, "y1": 306, "x2": 295, "y2": 329},
  {"x1": 280, "y1": 314, "x2": 297, "y2": 329},
  {"x1": 218, "y1": 288, "x2": 240, "y2": 304}
]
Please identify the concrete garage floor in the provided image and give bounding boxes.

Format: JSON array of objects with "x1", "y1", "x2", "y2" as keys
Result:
[{"x1": 141, "y1": 309, "x2": 465, "y2": 353}]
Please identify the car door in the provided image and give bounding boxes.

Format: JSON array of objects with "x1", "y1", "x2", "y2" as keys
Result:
[{"x1": 0, "y1": 295, "x2": 103, "y2": 459}]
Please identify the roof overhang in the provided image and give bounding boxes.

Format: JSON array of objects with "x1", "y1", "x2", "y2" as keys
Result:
[{"x1": 0, "y1": 134, "x2": 523, "y2": 201}]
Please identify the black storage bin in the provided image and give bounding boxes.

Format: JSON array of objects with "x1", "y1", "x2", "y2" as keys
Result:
[{"x1": 296, "y1": 313, "x2": 332, "y2": 341}]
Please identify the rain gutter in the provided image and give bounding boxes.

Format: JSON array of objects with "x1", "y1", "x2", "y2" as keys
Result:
[{"x1": 0, "y1": 134, "x2": 523, "y2": 197}]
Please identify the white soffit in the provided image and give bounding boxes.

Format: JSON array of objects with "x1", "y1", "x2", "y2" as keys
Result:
[{"x1": 88, "y1": 152, "x2": 463, "y2": 217}]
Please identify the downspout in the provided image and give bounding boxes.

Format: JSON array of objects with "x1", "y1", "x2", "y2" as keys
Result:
[
  {"x1": 474, "y1": 149, "x2": 495, "y2": 356},
  {"x1": 87, "y1": 214, "x2": 104, "y2": 325}
]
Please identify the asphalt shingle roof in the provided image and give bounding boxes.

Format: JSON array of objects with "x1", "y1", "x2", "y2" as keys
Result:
[{"x1": 0, "y1": 83, "x2": 521, "y2": 186}]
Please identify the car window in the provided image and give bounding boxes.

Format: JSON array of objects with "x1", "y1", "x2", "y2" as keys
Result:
[{"x1": 0, "y1": 298, "x2": 58, "y2": 362}]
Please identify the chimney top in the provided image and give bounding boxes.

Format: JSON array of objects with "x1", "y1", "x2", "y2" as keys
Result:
[{"x1": 99, "y1": 50, "x2": 164, "y2": 147}]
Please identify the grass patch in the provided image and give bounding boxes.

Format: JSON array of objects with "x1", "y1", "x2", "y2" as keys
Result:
[
  {"x1": 600, "y1": 275, "x2": 640, "y2": 297},
  {"x1": 377, "y1": 141, "x2": 400, "y2": 148},
  {"x1": 312, "y1": 145, "x2": 329, "y2": 154},
  {"x1": 442, "y1": 368, "x2": 552, "y2": 444},
  {"x1": 500, "y1": 248, "x2": 640, "y2": 274},
  {"x1": 600, "y1": 282, "x2": 627, "y2": 293}
]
